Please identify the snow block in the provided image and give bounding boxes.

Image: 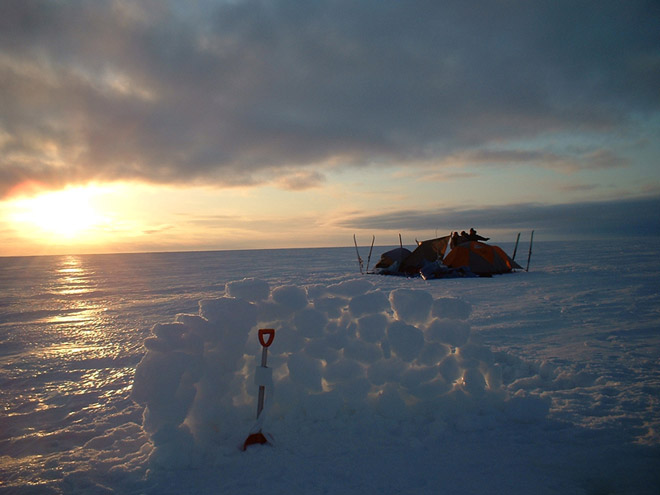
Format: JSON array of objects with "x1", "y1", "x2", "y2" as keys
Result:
[
  {"x1": 387, "y1": 321, "x2": 425, "y2": 362},
  {"x1": 199, "y1": 297, "x2": 257, "y2": 342},
  {"x1": 272, "y1": 285, "x2": 309, "y2": 311},
  {"x1": 313, "y1": 296, "x2": 348, "y2": 318},
  {"x1": 348, "y1": 291, "x2": 391, "y2": 318},
  {"x1": 432, "y1": 297, "x2": 472, "y2": 320},
  {"x1": 294, "y1": 307, "x2": 328, "y2": 339},
  {"x1": 326, "y1": 279, "x2": 375, "y2": 297},
  {"x1": 426, "y1": 319, "x2": 471, "y2": 347},
  {"x1": 357, "y1": 313, "x2": 389, "y2": 343},
  {"x1": 389, "y1": 289, "x2": 433, "y2": 324},
  {"x1": 226, "y1": 278, "x2": 270, "y2": 302}
]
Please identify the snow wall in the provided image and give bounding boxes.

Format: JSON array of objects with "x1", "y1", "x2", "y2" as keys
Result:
[{"x1": 131, "y1": 278, "x2": 551, "y2": 467}]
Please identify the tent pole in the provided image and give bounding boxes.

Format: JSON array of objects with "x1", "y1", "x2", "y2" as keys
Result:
[
  {"x1": 512, "y1": 232, "x2": 521, "y2": 260},
  {"x1": 525, "y1": 230, "x2": 534, "y2": 272},
  {"x1": 365, "y1": 235, "x2": 375, "y2": 273},
  {"x1": 353, "y1": 234, "x2": 364, "y2": 274}
]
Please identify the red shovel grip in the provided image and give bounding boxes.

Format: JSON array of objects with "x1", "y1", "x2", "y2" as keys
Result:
[{"x1": 258, "y1": 328, "x2": 275, "y2": 348}]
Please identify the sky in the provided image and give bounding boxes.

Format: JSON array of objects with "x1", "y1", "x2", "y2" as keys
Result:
[{"x1": 1, "y1": 0, "x2": 659, "y2": 256}]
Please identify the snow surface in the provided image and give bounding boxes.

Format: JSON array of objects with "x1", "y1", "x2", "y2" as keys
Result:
[{"x1": 1, "y1": 241, "x2": 659, "y2": 494}]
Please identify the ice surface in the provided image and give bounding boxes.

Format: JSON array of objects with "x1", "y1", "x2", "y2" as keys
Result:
[{"x1": 1, "y1": 242, "x2": 659, "y2": 494}]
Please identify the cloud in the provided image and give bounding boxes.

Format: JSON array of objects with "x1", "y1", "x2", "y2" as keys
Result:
[
  {"x1": 273, "y1": 169, "x2": 326, "y2": 191},
  {"x1": 435, "y1": 147, "x2": 627, "y2": 172},
  {"x1": 556, "y1": 183, "x2": 600, "y2": 193},
  {"x1": 339, "y1": 195, "x2": 660, "y2": 239},
  {"x1": 142, "y1": 224, "x2": 175, "y2": 235},
  {"x1": 0, "y1": 0, "x2": 658, "y2": 196}
]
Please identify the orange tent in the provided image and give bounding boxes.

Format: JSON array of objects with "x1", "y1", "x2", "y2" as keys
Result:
[{"x1": 443, "y1": 241, "x2": 521, "y2": 276}]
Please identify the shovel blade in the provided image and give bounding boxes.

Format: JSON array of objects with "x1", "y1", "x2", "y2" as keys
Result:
[{"x1": 242, "y1": 431, "x2": 270, "y2": 451}]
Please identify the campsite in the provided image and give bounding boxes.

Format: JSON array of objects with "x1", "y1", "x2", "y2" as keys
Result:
[{"x1": 355, "y1": 230, "x2": 530, "y2": 279}]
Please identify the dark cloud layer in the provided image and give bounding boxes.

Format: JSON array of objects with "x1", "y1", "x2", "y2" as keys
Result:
[
  {"x1": 1, "y1": 0, "x2": 658, "y2": 196},
  {"x1": 340, "y1": 195, "x2": 660, "y2": 239}
]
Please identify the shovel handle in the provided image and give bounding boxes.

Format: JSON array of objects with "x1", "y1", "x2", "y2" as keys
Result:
[{"x1": 258, "y1": 328, "x2": 275, "y2": 348}]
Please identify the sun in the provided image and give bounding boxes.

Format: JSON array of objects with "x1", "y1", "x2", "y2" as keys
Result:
[{"x1": 9, "y1": 185, "x2": 110, "y2": 240}]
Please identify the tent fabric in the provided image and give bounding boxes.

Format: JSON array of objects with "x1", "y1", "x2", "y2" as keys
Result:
[
  {"x1": 443, "y1": 241, "x2": 522, "y2": 275},
  {"x1": 374, "y1": 247, "x2": 412, "y2": 270},
  {"x1": 400, "y1": 236, "x2": 451, "y2": 274}
]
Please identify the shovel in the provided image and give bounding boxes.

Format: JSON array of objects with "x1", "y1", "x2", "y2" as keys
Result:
[{"x1": 242, "y1": 328, "x2": 275, "y2": 450}]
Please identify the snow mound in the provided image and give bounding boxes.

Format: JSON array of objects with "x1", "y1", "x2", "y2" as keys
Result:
[{"x1": 131, "y1": 279, "x2": 550, "y2": 468}]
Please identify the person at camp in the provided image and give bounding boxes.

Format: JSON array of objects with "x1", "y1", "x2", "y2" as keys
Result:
[
  {"x1": 467, "y1": 228, "x2": 489, "y2": 242},
  {"x1": 451, "y1": 231, "x2": 469, "y2": 248}
]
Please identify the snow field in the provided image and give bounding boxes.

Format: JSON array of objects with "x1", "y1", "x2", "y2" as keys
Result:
[{"x1": 132, "y1": 278, "x2": 553, "y2": 468}]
